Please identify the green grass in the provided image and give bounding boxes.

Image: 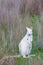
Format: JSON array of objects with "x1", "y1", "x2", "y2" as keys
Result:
[
  {"x1": 15, "y1": 54, "x2": 43, "y2": 65},
  {"x1": 0, "y1": 15, "x2": 43, "y2": 65}
]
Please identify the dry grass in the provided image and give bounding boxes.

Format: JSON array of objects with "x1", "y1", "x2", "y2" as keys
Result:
[{"x1": 0, "y1": 54, "x2": 43, "y2": 65}]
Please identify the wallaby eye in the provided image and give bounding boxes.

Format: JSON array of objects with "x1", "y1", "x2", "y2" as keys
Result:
[
  {"x1": 28, "y1": 34, "x2": 31, "y2": 36},
  {"x1": 27, "y1": 38, "x2": 28, "y2": 40}
]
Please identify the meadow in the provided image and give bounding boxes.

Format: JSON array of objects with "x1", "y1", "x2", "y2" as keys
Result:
[
  {"x1": 0, "y1": 15, "x2": 43, "y2": 65},
  {"x1": 0, "y1": 0, "x2": 43, "y2": 65}
]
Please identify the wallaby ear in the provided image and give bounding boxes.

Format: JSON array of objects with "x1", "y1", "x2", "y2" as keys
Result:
[
  {"x1": 26, "y1": 27, "x2": 29, "y2": 31},
  {"x1": 30, "y1": 26, "x2": 32, "y2": 29},
  {"x1": 26, "y1": 27, "x2": 32, "y2": 32},
  {"x1": 26, "y1": 26, "x2": 32, "y2": 29}
]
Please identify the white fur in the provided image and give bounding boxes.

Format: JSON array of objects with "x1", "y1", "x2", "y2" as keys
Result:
[{"x1": 19, "y1": 27, "x2": 33, "y2": 58}]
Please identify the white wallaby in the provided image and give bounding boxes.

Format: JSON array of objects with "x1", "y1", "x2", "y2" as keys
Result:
[{"x1": 19, "y1": 27, "x2": 33, "y2": 58}]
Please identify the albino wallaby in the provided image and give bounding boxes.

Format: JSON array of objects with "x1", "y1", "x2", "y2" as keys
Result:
[{"x1": 19, "y1": 27, "x2": 33, "y2": 58}]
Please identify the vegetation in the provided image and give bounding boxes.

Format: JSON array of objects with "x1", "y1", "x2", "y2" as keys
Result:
[
  {"x1": 0, "y1": 0, "x2": 43, "y2": 65},
  {"x1": 0, "y1": 15, "x2": 43, "y2": 65}
]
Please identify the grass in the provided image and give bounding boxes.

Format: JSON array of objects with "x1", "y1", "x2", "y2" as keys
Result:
[
  {"x1": 0, "y1": 15, "x2": 43, "y2": 65},
  {"x1": 0, "y1": 54, "x2": 43, "y2": 65}
]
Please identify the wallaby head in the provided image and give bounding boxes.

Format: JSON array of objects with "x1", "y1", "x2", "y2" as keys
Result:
[
  {"x1": 26, "y1": 27, "x2": 33, "y2": 42},
  {"x1": 26, "y1": 27, "x2": 32, "y2": 34},
  {"x1": 19, "y1": 27, "x2": 33, "y2": 58}
]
